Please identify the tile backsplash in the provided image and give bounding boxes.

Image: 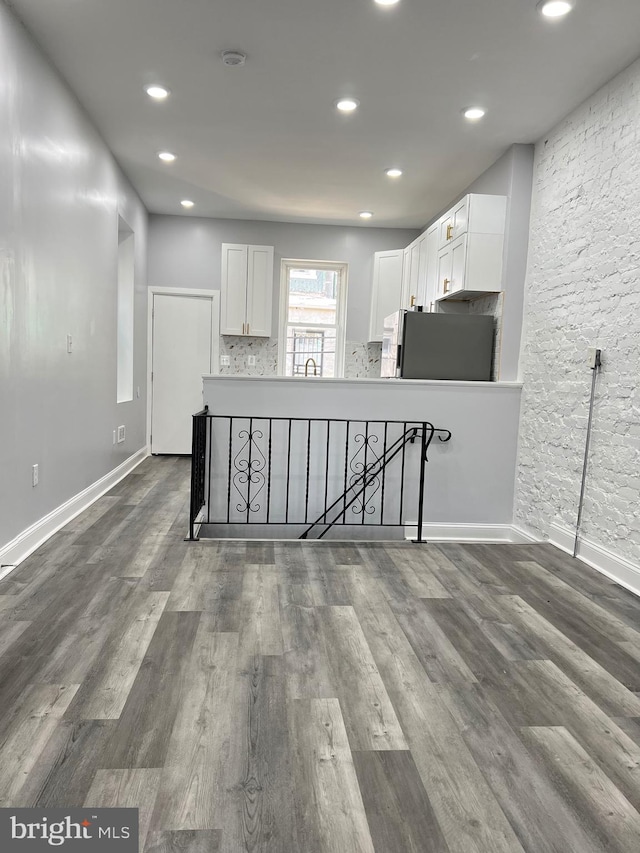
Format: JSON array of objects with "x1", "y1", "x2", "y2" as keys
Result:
[
  {"x1": 218, "y1": 337, "x2": 382, "y2": 379},
  {"x1": 344, "y1": 342, "x2": 382, "y2": 379},
  {"x1": 219, "y1": 336, "x2": 278, "y2": 376},
  {"x1": 467, "y1": 292, "x2": 503, "y2": 381}
]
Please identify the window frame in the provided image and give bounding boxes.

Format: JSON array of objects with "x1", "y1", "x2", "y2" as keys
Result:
[
  {"x1": 277, "y1": 259, "x2": 348, "y2": 378},
  {"x1": 116, "y1": 215, "x2": 135, "y2": 404}
]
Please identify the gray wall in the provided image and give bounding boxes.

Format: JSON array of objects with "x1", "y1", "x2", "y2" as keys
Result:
[
  {"x1": 0, "y1": 1, "x2": 148, "y2": 553},
  {"x1": 148, "y1": 216, "x2": 419, "y2": 342},
  {"x1": 423, "y1": 144, "x2": 535, "y2": 381}
]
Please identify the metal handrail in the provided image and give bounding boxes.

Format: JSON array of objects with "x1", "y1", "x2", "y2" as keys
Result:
[{"x1": 187, "y1": 411, "x2": 451, "y2": 541}]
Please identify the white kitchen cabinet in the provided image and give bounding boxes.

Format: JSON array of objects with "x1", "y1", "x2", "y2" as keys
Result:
[
  {"x1": 436, "y1": 232, "x2": 505, "y2": 300},
  {"x1": 400, "y1": 234, "x2": 426, "y2": 310},
  {"x1": 435, "y1": 194, "x2": 506, "y2": 301},
  {"x1": 438, "y1": 194, "x2": 505, "y2": 250},
  {"x1": 220, "y1": 243, "x2": 274, "y2": 336},
  {"x1": 400, "y1": 246, "x2": 412, "y2": 310},
  {"x1": 416, "y1": 234, "x2": 428, "y2": 308},
  {"x1": 368, "y1": 249, "x2": 404, "y2": 342},
  {"x1": 436, "y1": 243, "x2": 453, "y2": 299},
  {"x1": 423, "y1": 224, "x2": 439, "y2": 312},
  {"x1": 438, "y1": 210, "x2": 454, "y2": 249}
]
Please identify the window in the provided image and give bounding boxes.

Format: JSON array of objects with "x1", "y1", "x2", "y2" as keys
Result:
[
  {"x1": 278, "y1": 261, "x2": 348, "y2": 377},
  {"x1": 117, "y1": 216, "x2": 134, "y2": 403}
]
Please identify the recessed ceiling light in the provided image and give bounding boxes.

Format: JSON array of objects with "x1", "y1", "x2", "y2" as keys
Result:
[
  {"x1": 221, "y1": 50, "x2": 247, "y2": 66},
  {"x1": 181, "y1": 200, "x2": 194, "y2": 208},
  {"x1": 336, "y1": 98, "x2": 359, "y2": 113},
  {"x1": 538, "y1": 0, "x2": 574, "y2": 17},
  {"x1": 463, "y1": 107, "x2": 486, "y2": 121},
  {"x1": 359, "y1": 211, "x2": 373, "y2": 219},
  {"x1": 374, "y1": 0, "x2": 401, "y2": 5},
  {"x1": 385, "y1": 168, "x2": 403, "y2": 178},
  {"x1": 145, "y1": 85, "x2": 169, "y2": 100},
  {"x1": 158, "y1": 151, "x2": 176, "y2": 162}
]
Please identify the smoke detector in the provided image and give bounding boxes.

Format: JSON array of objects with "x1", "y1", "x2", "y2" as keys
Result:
[{"x1": 221, "y1": 50, "x2": 246, "y2": 67}]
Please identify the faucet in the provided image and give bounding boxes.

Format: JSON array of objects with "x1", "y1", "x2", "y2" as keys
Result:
[{"x1": 304, "y1": 357, "x2": 318, "y2": 377}]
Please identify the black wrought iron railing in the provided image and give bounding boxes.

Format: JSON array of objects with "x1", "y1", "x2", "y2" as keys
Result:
[{"x1": 188, "y1": 407, "x2": 451, "y2": 541}]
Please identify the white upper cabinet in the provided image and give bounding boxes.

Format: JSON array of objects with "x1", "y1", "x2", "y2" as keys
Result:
[
  {"x1": 435, "y1": 194, "x2": 506, "y2": 301},
  {"x1": 246, "y1": 245, "x2": 273, "y2": 337},
  {"x1": 220, "y1": 244, "x2": 247, "y2": 335},
  {"x1": 221, "y1": 243, "x2": 274, "y2": 336},
  {"x1": 400, "y1": 245, "x2": 413, "y2": 310},
  {"x1": 368, "y1": 249, "x2": 404, "y2": 342},
  {"x1": 399, "y1": 233, "x2": 427, "y2": 311},
  {"x1": 370, "y1": 194, "x2": 506, "y2": 332},
  {"x1": 423, "y1": 224, "x2": 439, "y2": 311}
]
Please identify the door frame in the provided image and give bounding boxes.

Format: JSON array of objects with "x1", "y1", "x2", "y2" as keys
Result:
[{"x1": 147, "y1": 287, "x2": 220, "y2": 451}]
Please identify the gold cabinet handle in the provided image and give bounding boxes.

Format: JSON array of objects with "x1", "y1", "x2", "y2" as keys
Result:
[
  {"x1": 410, "y1": 295, "x2": 416, "y2": 307},
  {"x1": 247, "y1": 322, "x2": 250, "y2": 335},
  {"x1": 446, "y1": 224, "x2": 453, "y2": 241},
  {"x1": 443, "y1": 278, "x2": 450, "y2": 293},
  {"x1": 242, "y1": 322, "x2": 245, "y2": 334}
]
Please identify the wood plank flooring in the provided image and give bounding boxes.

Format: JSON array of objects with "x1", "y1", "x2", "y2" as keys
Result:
[{"x1": 0, "y1": 455, "x2": 639, "y2": 852}]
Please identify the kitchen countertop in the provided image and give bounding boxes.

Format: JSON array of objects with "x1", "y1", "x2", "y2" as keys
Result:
[{"x1": 203, "y1": 375, "x2": 523, "y2": 389}]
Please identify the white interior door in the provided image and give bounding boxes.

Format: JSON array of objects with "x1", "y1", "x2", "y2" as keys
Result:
[{"x1": 151, "y1": 293, "x2": 217, "y2": 454}]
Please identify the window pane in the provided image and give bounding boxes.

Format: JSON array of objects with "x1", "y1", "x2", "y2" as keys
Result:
[
  {"x1": 287, "y1": 268, "x2": 338, "y2": 326},
  {"x1": 285, "y1": 326, "x2": 336, "y2": 378}
]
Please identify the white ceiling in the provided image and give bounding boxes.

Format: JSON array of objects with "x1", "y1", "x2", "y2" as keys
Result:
[{"x1": 9, "y1": 0, "x2": 640, "y2": 228}]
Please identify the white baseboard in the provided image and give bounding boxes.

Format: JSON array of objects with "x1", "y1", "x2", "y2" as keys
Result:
[
  {"x1": 549, "y1": 522, "x2": 640, "y2": 598},
  {"x1": 0, "y1": 447, "x2": 149, "y2": 581},
  {"x1": 407, "y1": 522, "x2": 542, "y2": 544}
]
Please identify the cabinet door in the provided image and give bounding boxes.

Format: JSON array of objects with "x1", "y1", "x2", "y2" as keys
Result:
[
  {"x1": 452, "y1": 197, "x2": 469, "y2": 241},
  {"x1": 465, "y1": 233, "x2": 504, "y2": 293},
  {"x1": 246, "y1": 245, "x2": 274, "y2": 337},
  {"x1": 438, "y1": 213, "x2": 454, "y2": 249},
  {"x1": 467, "y1": 194, "x2": 507, "y2": 234},
  {"x1": 450, "y1": 235, "x2": 467, "y2": 295},
  {"x1": 415, "y1": 234, "x2": 429, "y2": 308},
  {"x1": 220, "y1": 243, "x2": 248, "y2": 335},
  {"x1": 408, "y1": 239, "x2": 421, "y2": 308},
  {"x1": 368, "y1": 249, "x2": 404, "y2": 341},
  {"x1": 424, "y1": 225, "x2": 439, "y2": 311},
  {"x1": 436, "y1": 245, "x2": 452, "y2": 299},
  {"x1": 400, "y1": 246, "x2": 413, "y2": 309}
]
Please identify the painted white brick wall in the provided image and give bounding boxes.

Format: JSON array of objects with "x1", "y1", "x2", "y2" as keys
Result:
[{"x1": 514, "y1": 57, "x2": 640, "y2": 563}]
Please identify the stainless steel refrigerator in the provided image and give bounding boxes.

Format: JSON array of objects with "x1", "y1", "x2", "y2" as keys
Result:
[{"x1": 381, "y1": 310, "x2": 494, "y2": 380}]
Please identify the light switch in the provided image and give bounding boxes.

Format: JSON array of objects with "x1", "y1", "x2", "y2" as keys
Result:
[{"x1": 247, "y1": 355, "x2": 256, "y2": 367}]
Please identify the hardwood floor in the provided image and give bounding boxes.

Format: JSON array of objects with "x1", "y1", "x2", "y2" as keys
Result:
[{"x1": 0, "y1": 455, "x2": 639, "y2": 852}]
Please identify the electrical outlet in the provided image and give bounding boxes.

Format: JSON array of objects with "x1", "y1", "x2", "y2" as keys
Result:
[
  {"x1": 117, "y1": 425, "x2": 126, "y2": 443},
  {"x1": 220, "y1": 355, "x2": 230, "y2": 367},
  {"x1": 66, "y1": 334, "x2": 73, "y2": 353},
  {"x1": 247, "y1": 355, "x2": 256, "y2": 367},
  {"x1": 32, "y1": 464, "x2": 39, "y2": 487}
]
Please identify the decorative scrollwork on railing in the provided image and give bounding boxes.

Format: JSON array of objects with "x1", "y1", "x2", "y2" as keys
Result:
[
  {"x1": 349, "y1": 433, "x2": 382, "y2": 515},
  {"x1": 232, "y1": 428, "x2": 266, "y2": 513}
]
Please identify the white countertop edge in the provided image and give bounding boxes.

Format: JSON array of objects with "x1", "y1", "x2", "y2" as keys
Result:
[{"x1": 202, "y1": 375, "x2": 523, "y2": 389}]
